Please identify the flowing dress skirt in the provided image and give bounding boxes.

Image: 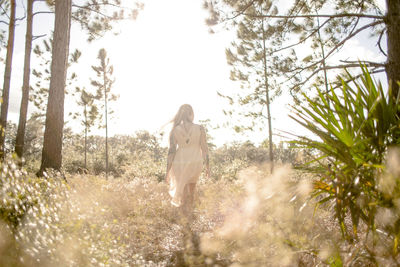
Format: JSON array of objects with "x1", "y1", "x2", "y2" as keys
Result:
[{"x1": 169, "y1": 146, "x2": 202, "y2": 207}]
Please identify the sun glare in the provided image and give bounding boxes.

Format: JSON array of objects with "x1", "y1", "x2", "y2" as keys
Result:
[{"x1": 66, "y1": 0, "x2": 241, "y2": 146}]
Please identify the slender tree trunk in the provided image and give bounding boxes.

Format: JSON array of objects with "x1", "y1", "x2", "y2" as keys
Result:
[
  {"x1": 316, "y1": 14, "x2": 329, "y2": 103},
  {"x1": 84, "y1": 105, "x2": 87, "y2": 169},
  {"x1": 261, "y1": 17, "x2": 274, "y2": 173},
  {"x1": 38, "y1": 0, "x2": 72, "y2": 175},
  {"x1": 104, "y1": 77, "x2": 109, "y2": 179},
  {"x1": 15, "y1": 0, "x2": 34, "y2": 160},
  {"x1": 0, "y1": 0, "x2": 16, "y2": 160},
  {"x1": 386, "y1": 0, "x2": 400, "y2": 98}
]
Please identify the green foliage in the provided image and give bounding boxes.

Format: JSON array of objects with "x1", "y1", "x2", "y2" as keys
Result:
[
  {"x1": 290, "y1": 66, "x2": 400, "y2": 252},
  {"x1": 41, "y1": 0, "x2": 144, "y2": 42},
  {"x1": 210, "y1": 141, "x2": 303, "y2": 180},
  {"x1": 0, "y1": 1, "x2": 9, "y2": 49},
  {"x1": 220, "y1": 1, "x2": 278, "y2": 134},
  {"x1": 71, "y1": 1, "x2": 144, "y2": 42},
  {"x1": 61, "y1": 131, "x2": 166, "y2": 178},
  {"x1": 204, "y1": 0, "x2": 386, "y2": 96},
  {"x1": 71, "y1": 87, "x2": 100, "y2": 131},
  {"x1": 30, "y1": 38, "x2": 81, "y2": 114},
  {"x1": 91, "y1": 48, "x2": 118, "y2": 124}
]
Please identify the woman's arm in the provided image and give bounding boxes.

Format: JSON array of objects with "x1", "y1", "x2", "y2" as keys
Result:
[
  {"x1": 200, "y1": 126, "x2": 210, "y2": 178},
  {"x1": 166, "y1": 132, "x2": 177, "y2": 182}
]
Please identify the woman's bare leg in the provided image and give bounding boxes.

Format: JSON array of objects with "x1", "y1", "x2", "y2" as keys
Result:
[
  {"x1": 180, "y1": 183, "x2": 196, "y2": 217},
  {"x1": 187, "y1": 183, "x2": 196, "y2": 212},
  {"x1": 180, "y1": 184, "x2": 189, "y2": 215}
]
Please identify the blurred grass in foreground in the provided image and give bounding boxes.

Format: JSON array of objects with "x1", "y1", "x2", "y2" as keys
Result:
[{"x1": 2, "y1": 157, "x2": 399, "y2": 266}]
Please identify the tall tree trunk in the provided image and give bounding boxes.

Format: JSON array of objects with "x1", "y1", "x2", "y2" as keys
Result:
[
  {"x1": 0, "y1": 0, "x2": 16, "y2": 160},
  {"x1": 104, "y1": 74, "x2": 109, "y2": 179},
  {"x1": 15, "y1": 0, "x2": 34, "y2": 160},
  {"x1": 38, "y1": 0, "x2": 72, "y2": 175},
  {"x1": 261, "y1": 17, "x2": 274, "y2": 173},
  {"x1": 386, "y1": 0, "x2": 400, "y2": 98},
  {"x1": 84, "y1": 104, "x2": 87, "y2": 169}
]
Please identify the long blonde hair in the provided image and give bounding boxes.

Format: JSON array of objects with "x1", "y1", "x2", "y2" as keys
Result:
[{"x1": 171, "y1": 104, "x2": 194, "y2": 132}]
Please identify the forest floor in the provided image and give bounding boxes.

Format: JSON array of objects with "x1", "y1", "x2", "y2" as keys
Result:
[
  {"x1": 61, "y1": 164, "x2": 343, "y2": 266},
  {"x1": 3, "y1": 162, "x2": 377, "y2": 266}
]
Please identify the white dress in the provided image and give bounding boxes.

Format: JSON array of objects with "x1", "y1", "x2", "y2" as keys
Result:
[{"x1": 168, "y1": 124, "x2": 205, "y2": 207}]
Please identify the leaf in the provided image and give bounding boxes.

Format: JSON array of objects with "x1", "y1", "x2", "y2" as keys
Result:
[{"x1": 302, "y1": 55, "x2": 313, "y2": 63}]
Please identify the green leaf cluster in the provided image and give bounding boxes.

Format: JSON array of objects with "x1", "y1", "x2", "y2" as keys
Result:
[{"x1": 291, "y1": 65, "x2": 400, "y2": 246}]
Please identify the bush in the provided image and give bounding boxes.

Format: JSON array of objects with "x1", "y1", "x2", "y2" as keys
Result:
[
  {"x1": 122, "y1": 153, "x2": 166, "y2": 182},
  {"x1": 0, "y1": 159, "x2": 158, "y2": 266},
  {"x1": 291, "y1": 65, "x2": 400, "y2": 260},
  {"x1": 63, "y1": 159, "x2": 86, "y2": 173}
]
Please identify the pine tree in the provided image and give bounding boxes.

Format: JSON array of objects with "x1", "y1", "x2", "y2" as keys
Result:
[
  {"x1": 91, "y1": 48, "x2": 118, "y2": 179},
  {"x1": 37, "y1": 0, "x2": 72, "y2": 176},
  {"x1": 15, "y1": 0, "x2": 35, "y2": 159},
  {"x1": 204, "y1": 0, "x2": 397, "y2": 96},
  {"x1": 0, "y1": 0, "x2": 16, "y2": 160},
  {"x1": 223, "y1": 1, "x2": 277, "y2": 172},
  {"x1": 71, "y1": 87, "x2": 99, "y2": 169}
]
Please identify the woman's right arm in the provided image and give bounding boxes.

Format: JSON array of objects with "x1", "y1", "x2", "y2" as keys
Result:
[
  {"x1": 166, "y1": 132, "x2": 177, "y2": 182},
  {"x1": 200, "y1": 126, "x2": 210, "y2": 178}
]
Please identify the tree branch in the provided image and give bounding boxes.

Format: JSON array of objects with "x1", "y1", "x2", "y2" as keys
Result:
[
  {"x1": 225, "y1": 0, "x2": 258, "y2": 21},
  {"x1": 271, "y1": 17, "x2": 332, "y2": 55},
  {"x1": 71, "y1": 15, "x2": 103, "y2": 38},
  {"x1": 339, "y1": 60, "x2": 385, "y2": 66},
  {"x1": 287, "y1": 20, "x2": 384, "y2": 74},
  {"x1": 346, "y1": 13, "x2": 361, "y2": 39},
  {"x1": 289, "y1": 64, "x2": 385, "y2": 93},
  {"x1": 377, "y1": 29, "x2": 387, "y2": 57},
  {"x1": 72, "y1": 2, "x2": 130, "y2": 10},
  {"x1": 71, "y1": 2, "x2": 138, "y2": 20},
  {"x1": 71, "y1": 5, "x2": 115, "y2": 20},
  {"x1": 326, "y1": 68, "x2": 386, "y2": 93},
  {"x1": 33, "y1": 11, "x2": 54, "y2": 16},
  {"x1": 16, "y1": 15, "x2": 26, "y2": 22},
  {"x1": 0, "y1": 4, "x2": 9, "y2": 19},
  {"x1": 245, "y1": 13, "x2": 384, "y2": 20},
  {"x1": 32, "y1": 34, "x2": 47, "y2": 41},
  {"x1": 323, "y1": 63, "x2": 384, "y2": 70}
]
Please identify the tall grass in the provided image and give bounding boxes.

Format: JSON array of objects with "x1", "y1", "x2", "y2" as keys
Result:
[{"x1": 2, "y1": 155, "x2": 400, "y2": 265}]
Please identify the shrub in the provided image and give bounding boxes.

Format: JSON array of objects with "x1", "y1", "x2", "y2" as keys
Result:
[
  {"x1": 0, "y1": 159, "x2": 148, "y2": 266},
  {"x1": 290, "y1": 65, "x2": 400, "y2": 259}
]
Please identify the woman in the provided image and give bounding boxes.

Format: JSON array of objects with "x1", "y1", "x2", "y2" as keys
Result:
[{"x1": 166, "y1": 104, "x2": 210, "y2": 213}]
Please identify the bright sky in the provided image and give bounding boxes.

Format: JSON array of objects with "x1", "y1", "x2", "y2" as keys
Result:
[{"x1": 2, "y1": 0, "x2": 387, "y2": 147}]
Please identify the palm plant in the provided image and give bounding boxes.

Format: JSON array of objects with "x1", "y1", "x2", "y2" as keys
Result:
[{"x1": 290, "y1": 65, "x2": 400, "y2": 248}]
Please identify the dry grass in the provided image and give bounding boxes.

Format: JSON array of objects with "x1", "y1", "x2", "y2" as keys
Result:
[{"x1": 0, "y1": 160, "x2": 399, "y2": 266}]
